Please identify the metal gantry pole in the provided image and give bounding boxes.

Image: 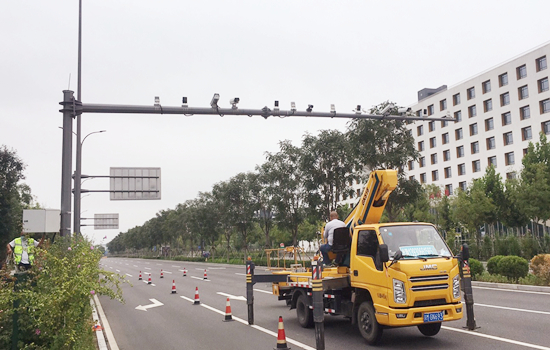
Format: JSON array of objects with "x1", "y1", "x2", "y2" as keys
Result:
[
  {"x1": 74, "y1": 0, "x2": 83, "y2": 236},
  {"x1": 59, "y1": 90, "x2": 75, "y2": 237}
]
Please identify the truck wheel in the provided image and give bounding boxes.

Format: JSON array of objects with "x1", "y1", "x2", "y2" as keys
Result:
[
  {"x1": 417, "y1": 322, "x2": 441, "y2": 336},
  {"x1": 296, "y1": 294, "x2": 314, "y2": 328},
  {"x1": 357, "y1": 301, "x2": 383, "y2": 345}
]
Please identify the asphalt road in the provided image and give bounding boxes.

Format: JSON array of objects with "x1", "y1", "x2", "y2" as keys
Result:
[{"x1": 98, "y1": 257, "x2": 550, "y2": 350}]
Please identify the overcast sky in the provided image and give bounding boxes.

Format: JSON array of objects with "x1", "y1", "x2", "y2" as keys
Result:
[{"x1": 2, "y1": 0, "x2": 550, "y2": 244}]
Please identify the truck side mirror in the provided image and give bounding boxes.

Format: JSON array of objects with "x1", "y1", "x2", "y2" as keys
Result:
[
  {"x1": 379, "y1": 244, "x2": 389, "y2": 263},
  {"x1": 461, "y1": 243, "x2": 470, "y2": 261}
]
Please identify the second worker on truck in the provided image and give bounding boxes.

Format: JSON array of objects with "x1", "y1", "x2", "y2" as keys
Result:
[{"x1": 320, "y1": 211, "x2": 345, "y2": 266}]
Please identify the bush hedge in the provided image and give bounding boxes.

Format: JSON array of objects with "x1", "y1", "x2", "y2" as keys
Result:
[
  {"x1": 468, "y1": 258, "x2": 484, "y2": 279},
  {"x1": 498, "y1": 255, "x2": 529, "y2": 282},
  {"x1": 487, "y1": 255, "x2": 505, "y2": 275},
  {"x1": 530, "y1": 254, "x2": 550, "y2": 284}
]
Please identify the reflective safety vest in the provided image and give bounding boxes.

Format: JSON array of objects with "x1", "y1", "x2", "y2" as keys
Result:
[{"x1": 13, "y1": 237, "x2": 35, "y2": 265}]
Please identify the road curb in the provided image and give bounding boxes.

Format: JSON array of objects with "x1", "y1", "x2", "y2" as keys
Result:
[
  {"x1": 472, "y1": 281, "x2": 550, "y2": 293},
  {"x1": 92, "y1": 295, "x2": 120, "y2": 350}
]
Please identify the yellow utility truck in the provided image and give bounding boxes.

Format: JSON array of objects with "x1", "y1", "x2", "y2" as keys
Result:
[{"x1": 269, "y1": 169, "x2": 463, "y2": 344}]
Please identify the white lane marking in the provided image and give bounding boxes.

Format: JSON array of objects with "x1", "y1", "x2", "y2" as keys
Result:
[
  {"x1": 235, "y1": 273, "x2": 247, "y2": 276},
  {"x1": 142, "y1": 280, "x2": 156, "y2": 287},
  {"x1": 442, "y1": 326, "x2": 550, "y2": 350},
  {"x1": 179, "y1": 296, "x2": 315, "y2": 350},
  {"x1": 125, "y1": 273, "x2": 133, "y2": 277},
  {"x1": 162, "y1": 271, "x2": 172, "y2": 274},
  {"x1": 469, "y1": 302, "x2": 550, "y2": 315},
  {"x1": 208, "y1": 267, "x2": 226, "y2": 270},
  {"x1": 133, "y1": 265, "x2": 138, "y2": 267},
  {"x1": 125, "y1": 264, "x2": 129, "y2": 266},
  {"x1": 109, "y1": 267, "x2": 113, "y2": 269},
  {"x1": 144, "y1": 267, "x2": 151, "y2": 270},
  {"x1": 93, "y1": 295, "x2": 120, "y2": 350},
  {"x1": 135, "y1": 298, "x2": 164, "y2": 311},
  {"x1": 156, "y1": 263, "x2": 163, "y2": 266},
  {"x1": 191, "y1": 276, "x2": 210, "y2": 282},
  {"x1": 254, "y1": 289, "x2": 273, "y2": 294},
  {"x1": 172, "y1": 265, "x2": 181, "y2": 268},
  {"x1": 217, "y1": 292, "x2": 246, "y2": 301},
  {"x1": 195, "y1": 268, "x2": 207, "y2": 270},
  {"x1": 473, "y1": 286, "x2": 550, "y2": 295},
  {"x1": 115, "y1": 269, "x2": 120, "y2": 272}
]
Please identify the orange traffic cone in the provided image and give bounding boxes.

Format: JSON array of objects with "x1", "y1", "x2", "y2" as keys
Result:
[
  {"x1": 193, "y1": 287, "x2": 200, "y2": 305},
  {"x1": 203, "y1": 269, "x2": 208, "y2": 280},
  {"x1": 148, "y1": 274, "x2": 152, "y2": 285},
  {"x1": 160, "y1": 269, "x2": 164, "y2": 278},
  {"x1": 139, "y1": 271, "x2": 142, "y2": 280},
  {"x1": 183, "y1": 268, "x2": 187, "y2": 277},
  {"x1": 275, "y1": 316, "x2": 290, "y2": 350},
  {"x1": 223, "y1": 297, "x2": 233, "y2": 322},
  {"x1": 171, "y1": 280, "x2": 177, "y2": 294}
]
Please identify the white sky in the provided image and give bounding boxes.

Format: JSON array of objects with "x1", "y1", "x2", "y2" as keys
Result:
[{"x1": 1, "y1": 0, "x2": 550, "y2": 244}]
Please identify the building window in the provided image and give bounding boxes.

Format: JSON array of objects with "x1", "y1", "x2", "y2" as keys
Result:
[
  {"x1": 445, "y1": 184, "x2": 453, "y2": 196},
  {"x1": 455, "y1": 128, "x2": 463, "y2": 140},
  {"x1": 488, "y1": 156, "x2": 497, "y2": 167},
  {"x1": 443, "y1": 149, "x2": 451, "y2": 161},
  {"x1": 429, "y1": 121, "x2": 436, "y2": 132},
  {"x1": 539, "y1": 77, "x2": 549, "y2": 93},
  {"x1": 469, "y1": 123, "x2": 478, "y2": 136},
  {"x1": 523, "y1": 148, "x2": 529, "y2": 156},
  {"x1": 417, "y1": 125, "x2": 424, "y2": 136},
  {"x1": 468, "y1": 105, "x2": 477, "y2": 118},
  {"x1": 482, "y1": 80, "x2": 491, "y2": 94},
  {"x1": 504, "y1": 131, "x2": 513, "y2": 146},
  {"x1": 454, "y1": 110, "x2": 462, "y2": 122},
  {"x1": 453, "y1": 93, "x2": 461, "y2": 106},
  {"x1": 408, "y1": 160, "x2": 414, "y2": 171},
  {"x1": 442, "y1": 133, "x2": 449, "y2": 144},
  {"x1": 501, "y1": 112, "x2": 512, "y2": 125},
  {"x1": 458, "y1": 163, "x2": 466, "y2": 176},
  {"x1": 484, "y1": 99, "x2": 493, "y2": 112},
  {"x1": 542, "y1": 120, "x2": 550, "y2": 135},
  {"x1": 440, "y1": 99, "x2": 447, "y2": 111},
  {"x1": 506, "y1": 172, "x2": 517, "y2": 180},
  {"x1": 472, "y1": 160, "x2": 481, "y2": 173},
  {"x1": 418, "y1": 141, "x2": 425, "y2": 151},
  {"x1": 471, "y1": 141, "x2": 479, "y2": 154},
  {"x1": 517, "y1": 64, "x2": 527, "y2": 79},
  {"x1": 441, "y1": 120, "x2": 449, "y2": 128},
  {"x1": 518, "y1": 85, "x2": 529, "y2": 100},
  {"x1": 501, "y1": 92, "x2": 510, "y2": 106},
  {"x1": 431, "y1": 153, "x2": 438, "y2": 165},
  {"x1": 419, "y1": 157, "x2": 426, "y2": 168},
  {"x1": 457, "y1": 145, "x2": 464, "y2": 158},
  {"x1": 444, "y1": 167, "x2": 452, "y2": 179},
  {"x1": 467, "y1": 87, "x2": 475, "y2": 100},
  {"x1": 485, "y1": 117, "x2": 494, "y2": 131},
  {"x1": 541, "y1": 99, "x2": 550, "y2": 114},
  {"x1": 420, "y1": 173, "x2": 426, "y2": 184},
  {"x1": 520, "y1": 105, "x2": 530, "y2": 120},
  {"x1": 522, "y1": 126, "x2": 532, "y2": 141},
  {"x1": 430, "y1": 137, "x2": 436, "y2": 148},
  {"x1": 499, "y1": 72, "x2": 508, "y2": 87},
  {"x1": 427, "y1": 105, "x2": 434, "y2": 116},
  {"x1": 432, "y1": 170, "x2": 439, "y2": 181},
  {"x1": 459, "y1": 181, "x2": 467, "y2": 191},
  {"x1": 486, "y1": 136, "x2": 496, "y2": 150},
  {"x1": 536, "y1": 56, "x2": 547, "y2": 72},
  {"x1": 505, "y1": 152, "x2": 515, "y2": 165}
]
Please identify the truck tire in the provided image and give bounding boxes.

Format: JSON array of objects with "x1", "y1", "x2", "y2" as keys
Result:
[
  {"x1": 417, "y1": 322, "x2": 441, "y2": 336},
  {"x1": 296, "y1": 294, "x2": 314, "y2": 328},
  {"x1": 357, "y1": 301, "x2": 383, "y2": 345}
]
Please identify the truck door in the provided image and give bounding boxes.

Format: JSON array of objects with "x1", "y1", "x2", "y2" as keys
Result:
[{"x1": 350, "y1": 229, "x2": 386, "y2": 289}]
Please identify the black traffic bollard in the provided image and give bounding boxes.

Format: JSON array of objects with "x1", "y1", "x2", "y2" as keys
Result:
[
  {"x1": 459, "y1": 244, "x2": 477, "y2": 330},
  {"x1": 246, "y1": 258, "x2": 255, "y2": 325},
  {"x1": 311, "y1": 259, "x2": 325, "y2": 350}
]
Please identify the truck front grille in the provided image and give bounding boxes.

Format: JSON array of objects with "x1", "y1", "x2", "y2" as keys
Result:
[
  {"x1": 411, "y1": 284, "x2": 448, "y2": 292},
  {"x1": 409, "y1": 274, "x2": 448, "y2": 283},
  {"x1": 413, "y1": 298, "x2": 447, "y2": 307}
]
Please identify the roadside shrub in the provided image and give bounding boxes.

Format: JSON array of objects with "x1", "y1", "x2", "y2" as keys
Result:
[
  {"x1": 518, "y1": 274, "x2": 547, "y2": 286},
  {"x1": 487, "y1": 255, "x2": 505, "y2": 275},
  {"x1": 505, "y1": 236, "x2": 522, "y2": 256},
  {"x1": 530, "y1": 254, "x2": 550, "y2": 285},
  {"x1": 498, "y1": 255, "x2": 529, "y2": 282},
  {"x1": 476, "y1": 271, "x2": 510, "y2": 283},
  {"x1": 468, "y1": 258, "x2": 484, "y2": 280}
]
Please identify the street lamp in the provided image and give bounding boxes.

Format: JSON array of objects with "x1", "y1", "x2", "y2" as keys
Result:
[{"x1": 74, "y1": 130, "x2": 106, "y2": 236}]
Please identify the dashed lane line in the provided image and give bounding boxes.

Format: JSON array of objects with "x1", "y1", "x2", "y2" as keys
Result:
[
  {"x1": 473, "y1": 286, "x2": 550, "y2": 295},
  {"x1": 190, "y1": 276, "x2": 211, "y2": 282},
  {"x1": 254, "y1": 289, "x2": 273, "y2": 294},
  {"x1": 125, "y1": 273, "x2": 133, "y2": 277},
  {"x1": 470, "y1": 302, "x2": 550, "y2": 315},
  {"x1": 442, "y1": 326, "x2": 550, "y2": 350},
  {"x1": 179, "y1": 296, "x2": 315, "y2": 350}
]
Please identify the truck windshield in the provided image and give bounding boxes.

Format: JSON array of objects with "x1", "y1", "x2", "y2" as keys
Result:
[{"x1": 379, "y1": 225, "x2": 452, "y2": 259}]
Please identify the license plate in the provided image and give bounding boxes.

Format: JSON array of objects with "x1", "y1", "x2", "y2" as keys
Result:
[{"x1": 423, "y1": 311, "x2": 444, "y2": 323}]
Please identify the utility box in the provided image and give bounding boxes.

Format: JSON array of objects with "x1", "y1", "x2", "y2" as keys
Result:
[{"x1": 23, "y1": 209, "x2": 60, "y2": 233}]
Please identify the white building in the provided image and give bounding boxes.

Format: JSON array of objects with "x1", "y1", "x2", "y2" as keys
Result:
[{"x1": 405, "y1": 42, "x2": 550, "y2": 195}]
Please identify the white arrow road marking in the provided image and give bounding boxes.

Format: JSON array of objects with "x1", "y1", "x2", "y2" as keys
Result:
[
  {"x1": 216, "y1": 292, "x2": 246, "y2": 301},
  {"x1": 125, "y1": 273, "x2": 133, "y2": 277},
  {"x1": 191, "y1": 276, "x2": 210, "y2": 282},
  {"x1": 135, "y1": 298, "x2": 163, "y2": 312}
]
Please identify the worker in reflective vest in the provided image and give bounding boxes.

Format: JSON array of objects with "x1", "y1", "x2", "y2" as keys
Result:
[{"x1": 6, "y1": 230, "x2": 45, "y2": 271}]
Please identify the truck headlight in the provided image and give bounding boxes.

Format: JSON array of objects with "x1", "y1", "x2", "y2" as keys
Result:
[
  {"x1": 453, "y1": 275, "x2": 460, "y2": 298},
  {"x1": 393, "y1": 279, "x2": 406, "y2": 304}
]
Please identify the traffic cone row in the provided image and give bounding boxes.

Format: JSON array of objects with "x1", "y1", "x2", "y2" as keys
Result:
[
  {"x1": 275, "y1": 316, "x2": 290, "y2": 350},
  {"x1": 223, "y1": 297, "x2": 233, "y2": 322}
]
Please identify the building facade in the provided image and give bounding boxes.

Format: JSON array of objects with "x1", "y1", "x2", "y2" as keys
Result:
[{"x1": 405, "y1": 42, "x2": 550, "y2": 195}]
